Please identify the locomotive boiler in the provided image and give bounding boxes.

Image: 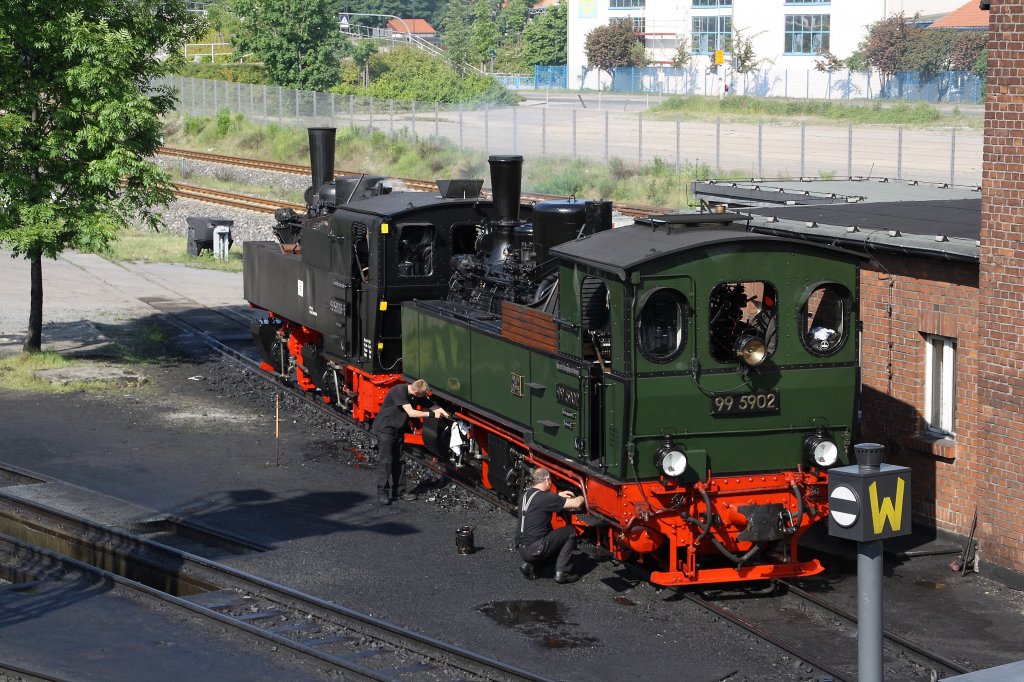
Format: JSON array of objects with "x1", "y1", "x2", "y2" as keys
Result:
[{"x1": 243, "y1": 128, "x2": 863, "y2": 586}]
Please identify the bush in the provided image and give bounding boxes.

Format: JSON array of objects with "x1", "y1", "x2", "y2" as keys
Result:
[
  {"x1": 333, "y1": 46, "x2": 517, "y2": 105},
  {"x1": 183, "y1": 115, "x2": 208, "y2": 136},
  {"x1": 172, "y1": 61, "x2": 269, "y2": 84}
]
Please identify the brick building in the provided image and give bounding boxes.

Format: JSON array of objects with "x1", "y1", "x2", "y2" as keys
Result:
[{"x1": 976, "y1": 0, "x2": 1024, "y2": 578}]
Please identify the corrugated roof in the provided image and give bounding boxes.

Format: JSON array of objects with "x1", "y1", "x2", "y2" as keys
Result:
[
  {"x1": 929, "y1": 0, "x2": 988, "y2": 29},
  {"x1": 386, "y1": 18, "x2": 435, "y2": 34}
]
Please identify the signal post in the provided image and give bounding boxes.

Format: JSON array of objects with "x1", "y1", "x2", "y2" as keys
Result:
[{"x1": 828, "y1": 443, "x2": 911, "y2": 682}]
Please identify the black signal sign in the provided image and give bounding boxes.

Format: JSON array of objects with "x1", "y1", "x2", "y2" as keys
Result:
[{"x1": 828, "y1": 464, "x2": 911, "y2": 542}]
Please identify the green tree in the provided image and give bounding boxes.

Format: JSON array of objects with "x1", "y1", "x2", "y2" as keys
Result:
[
  {"x1": 499, "y1": 0, "x2": 530, "y2": 42},
  {"x1": 522, "y1": 3, "x2": 567, "y2": 66},
  {"x1": 441, "y1": 0, "x2": 474, "y2": 75},
  {"x1": 0, "y1": 1, "x2": 202, "y2": 353},
  {"x1": 950, "y1": 31, "x2": 987, "y2": 74},
  {"x1": 862, "y1": 12, "x2": 912, "y2": 89},
  {"x1": 354, "y1": 45, "x2": 515, "y2": 104},
  {"x1": 814, "y1": 49, "x2": 845, "y2": 98},
  {"x1": 584, "y1": 19, "x2": 644, "y2": 84},
  {"x1": 352, "y1": 40, "x2": 378, "y2": 87},
  {"x1": 219, "y1": 0, "x2": 349, "y2": 90},
  {"x1": 724, "y1": 28, "x2": 765, "y2": 75},
  {"x1": 471, "y1": 0, "x2": 500, "y2": 69},
  {"x1": 905, "y1": 26, "x2": 956, "y2": 98},
  {"x1": 670, "y1": 36, "x2": 693, "y2": 68}
]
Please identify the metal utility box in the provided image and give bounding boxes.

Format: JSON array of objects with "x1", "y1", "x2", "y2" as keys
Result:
[{"x1": 186, "y1": 216, "x2": 234, "y2": 257}]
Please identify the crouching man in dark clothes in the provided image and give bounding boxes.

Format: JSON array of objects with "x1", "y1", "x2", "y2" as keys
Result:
[
  {"x1": 517, "y1": 467, "x2": 585, "y2": 583},
  {"x1": 372, "y1": 379, "x2": 448, "y2": 505}
]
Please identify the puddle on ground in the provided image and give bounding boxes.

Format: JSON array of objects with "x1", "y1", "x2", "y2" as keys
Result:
[
  {"x1": 912, "y1": 579, "x2": 950, "y2": 589},
  {"x1": 479, "y1": 600, "x2": 599, "y2": 649}
]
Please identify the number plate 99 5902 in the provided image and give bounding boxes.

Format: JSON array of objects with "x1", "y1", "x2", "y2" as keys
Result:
[{"x1": 711, "y1": 390, "x2": 780, "y2": 416}]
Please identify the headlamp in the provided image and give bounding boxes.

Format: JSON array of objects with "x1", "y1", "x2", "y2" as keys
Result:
[
  {"x1": 734, "y1": 334, "x2": 768, "y2": 366},
  {"x1": 655, "y1": 438, "x2": 688, "y2": 478},
  {"x1": 804, "y1": 427, "x2": 839, "y2": 467}
]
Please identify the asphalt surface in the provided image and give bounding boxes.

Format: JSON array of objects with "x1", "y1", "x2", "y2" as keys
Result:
[{"x1": 2, "y1": 251, "x2": 1023, "y2": 681}]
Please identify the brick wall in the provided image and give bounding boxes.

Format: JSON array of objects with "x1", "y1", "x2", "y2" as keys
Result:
[
  {"x1": 977, "y1": 0, "x2": 1024, "y2": 573},
  {"x1": 858, "y1": 255, "x2": 979, "y2": 535}
]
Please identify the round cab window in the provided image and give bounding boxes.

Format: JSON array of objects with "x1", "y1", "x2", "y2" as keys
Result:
[
  {"x1": 801, "y1": 284, "x2": 850, "y2": 356},
  {"x1": 638, "y1": 289, "x2": 689, "y2": 363}
]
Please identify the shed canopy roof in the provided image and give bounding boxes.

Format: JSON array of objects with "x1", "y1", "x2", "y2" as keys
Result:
[
  {"x1": 693, "y1": 179, "x2": 981, "y2": 262},
  {"x1": 748, "y1": 198, "x2": 980, "y2": 241}
]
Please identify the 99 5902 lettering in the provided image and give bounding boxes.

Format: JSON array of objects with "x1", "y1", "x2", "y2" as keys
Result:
[{"x1": 711, "y1": 390, "x2": 780, "y2": 416}]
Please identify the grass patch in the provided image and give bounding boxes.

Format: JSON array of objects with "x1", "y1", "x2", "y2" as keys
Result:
[
  {"x1": 0, "y1": 352, "x2": 128, "y2": 394},
  {"x1": 94, "y1": 228, "x2": 244, "y2": 273},
  {"x1": 647, "y1": 95, "x2": 972, "y2": 127}
]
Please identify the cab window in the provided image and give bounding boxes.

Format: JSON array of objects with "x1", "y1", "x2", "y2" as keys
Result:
[
  {"x1": 638, "y1": 288, "x2": 689, "y2": 363},
  {"x1": 581, "y1": 276, "x2": 611, "y2": 363},
  {"x1": 396, "y1": 224, "x2": 435, "y2": 278},
  {"x1": 801, "y1": 284, "x2": 850, "y2": 356},
  {"x1": 708, "y1": 281, "x2": 778, "y2": 363}
]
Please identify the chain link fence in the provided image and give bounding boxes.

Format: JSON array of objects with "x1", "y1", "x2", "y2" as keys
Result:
[{"x1": 163, "y1": 76, "x2": 983, "y2": 187}]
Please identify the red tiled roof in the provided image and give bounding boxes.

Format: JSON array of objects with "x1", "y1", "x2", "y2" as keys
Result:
[
  {"x1": 929, "y1": 0, "x2": 989, "y2": 29},
  {"x1": 386, "y1": 18, "x2": 436, "y2": 34}
]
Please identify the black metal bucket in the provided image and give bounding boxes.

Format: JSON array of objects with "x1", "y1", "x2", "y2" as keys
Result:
[{"x1": 455, "y1": 526, "x2": 475, "y2": 555}]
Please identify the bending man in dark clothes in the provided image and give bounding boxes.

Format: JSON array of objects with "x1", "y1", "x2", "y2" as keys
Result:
[
  {"x1": 517, "y1": 467, "x2": 585, "y2": 583},
  {"x1": 371, "y1": 379, "x2": 448, "y2": 505}
]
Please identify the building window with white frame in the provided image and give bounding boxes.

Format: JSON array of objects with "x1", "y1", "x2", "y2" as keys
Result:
[
  {"x1": 610, "y1": 0, "x2": 645, "y2": 9},
  {"x1": 924, "y1": 334, "x2": 956, "y2": 437},
  {"x1": 784, "y1": 14, "x2": 829, "y2": 55},
  {"x1": 692, "y1": 15, "x2": 731, "y2": 54},
  {"x1": 610, "y1": 16, "x2": 645, "y2": 34},
  {"x1": 692, "y1": 0, "x2": 731, "y2": 6}
]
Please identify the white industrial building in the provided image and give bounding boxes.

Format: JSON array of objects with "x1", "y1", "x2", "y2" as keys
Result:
[{"x1": 566, "y1": 0, "x2": 967, "y2": 91}]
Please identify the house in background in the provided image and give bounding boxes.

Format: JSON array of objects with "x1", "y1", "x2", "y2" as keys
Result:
[
  {"x1": 385, "y1": 18, "x2": 438, "y2": 44},
  {"x1": 926, "y1": 0, "x2": 989, "y2": 30},
  {"x1": 565, "y1": 0, "x2": 968, "y2": 91}
]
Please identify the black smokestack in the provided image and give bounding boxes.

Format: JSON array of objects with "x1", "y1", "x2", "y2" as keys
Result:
[
  {"x1": 488, "y1": 155, "x2": 523, "y2": 225},
  {"x1": 308, "y1": 127, "x2": 337, "y2": 194}
]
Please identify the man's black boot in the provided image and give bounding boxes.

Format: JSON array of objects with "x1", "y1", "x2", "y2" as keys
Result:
[
  {"x1": 377, "y1": 490, "x2": 391, "y2": 505},
  {"x1": 520, "y1": 562, "x2": 537, "y2": 580},
  {"x1": 554, "y1": 571, "x2": 578, "y2": 584}
]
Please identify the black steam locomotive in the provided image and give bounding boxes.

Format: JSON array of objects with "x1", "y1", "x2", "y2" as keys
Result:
[{"x1": 243, "y1": 128, "x2": 862, "y2": 586}]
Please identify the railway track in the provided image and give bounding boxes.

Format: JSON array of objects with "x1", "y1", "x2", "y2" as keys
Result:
[
  {"x1": 682, "y1": 579, "x2": 973, "y2": 682},
  {"x1": 0, "y1": 481, "x2": 550, "y2": 682},
  {"x1": 171, "y1": 181, "x2": 306, "y2": 214},
  {"x1": 161, "y1": 146, "x2": 666, "y2": 218}
]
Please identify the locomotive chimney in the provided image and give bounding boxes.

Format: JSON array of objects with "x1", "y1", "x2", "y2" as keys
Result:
[
  {"x1": 308, "y1": 127, "x2": 337, "y2": 195},
  {"x1": 488, "y1": 155, "x2": 523, "y2": 225}
]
